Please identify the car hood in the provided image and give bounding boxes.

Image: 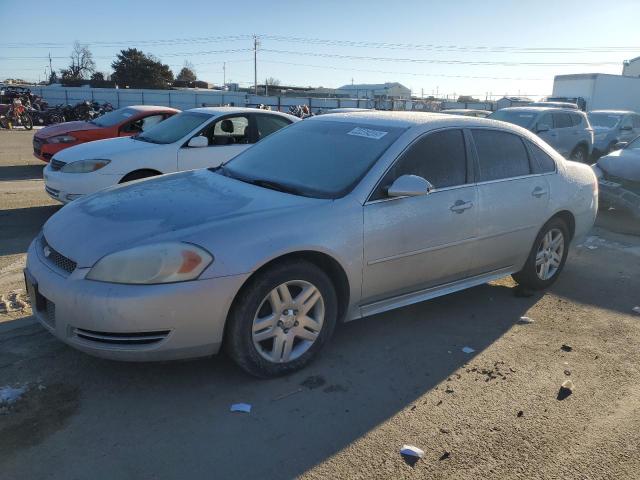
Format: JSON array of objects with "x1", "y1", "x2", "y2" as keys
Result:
[
  {"x1": 52, "y1": 136, "x2": 158, "y2": 162},
  {"x1": 598, "y1": 149, "x2": 640, "y2": 181},
  {"x1": 42, "y1": 169, "x2": 327, "y2": 267},
  {"x1": 36, "y1": 121, "x2": 102, "y2": 139}
]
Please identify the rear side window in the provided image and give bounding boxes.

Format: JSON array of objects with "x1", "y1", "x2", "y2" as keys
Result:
[
  {"x1": 553, "y1": 113, "x2": 573, "y2": 129},
  {"x1": 570, "y1": 113, "x2": 584, "y2": 127},
  {"x1": 633, "y1": 115, "x2": 640, "y2": 128},
  {"x1": 472, "y1": 129, "x2": 531, "y2": 181},
  {"x1": 527, "y1": 141, "x2": 556, "y2": 173},
  {"x1": 371, "y1": 129, "x2": 467, "y2": 200},
  {"x1": 255, "y1": 114, "x2": 291, "y2": 139}
]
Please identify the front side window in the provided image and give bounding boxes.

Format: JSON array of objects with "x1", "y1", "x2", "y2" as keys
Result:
[
  {"x1": 488, "y1": 110, "x2": 537, "y2": 129},
  {"x1": 371, "y1": 129, "x2": 467, "y2": 200},
  {"x1": 255, "y1": 115, "x2": 291, "y2": 140},
  {"x1": 472, "y1": 129, "x2": 531, "y2": 181},
  {"x1": 570, "y1": 113, "x2": 584, "y2": 127}
]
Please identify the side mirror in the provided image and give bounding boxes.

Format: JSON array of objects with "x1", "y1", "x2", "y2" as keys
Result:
[
  {"x1": 614, "y1": 141, "x2": 628, "y2": 150},
  {"x1": 621, "y1": 125, "x2": 632, "y2": 131},
  {"x1": 387, "y1": 175, "x2": 433, "y2": 198},
  {"x1": 187, "y1": 136, "x2": 209, "y2": 148},
  {"x1": 536, "y1": 124, "x2": 550, "y2": 133}
]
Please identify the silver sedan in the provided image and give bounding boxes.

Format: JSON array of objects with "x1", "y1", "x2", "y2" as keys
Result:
[{"x1": 25, "y1": 112, "x2": 598, "y2": 377}]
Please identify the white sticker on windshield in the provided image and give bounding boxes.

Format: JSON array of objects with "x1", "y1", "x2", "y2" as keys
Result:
[{"x1": 347, "y1": 127, "x2": 388, "y2": 140}]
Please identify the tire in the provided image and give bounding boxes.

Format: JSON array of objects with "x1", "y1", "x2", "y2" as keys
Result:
[
  {"x1": 20, "y1": 114, "x2": 33, "y2": 130},
  {"x1": 225, "y1": 259, "x2": 338, "y2": 377},
  {"x1": 49, "y1": 113, "x2": 64, "y2": 125},
  {"x1": 119, "y1": 170, "x2": 160, "y2": 183},
  {"x1": 570, "y1": 144, "x2": 588, "y2": 163},
  {"x1": 512, "y1": 218, "x2": 570, "y2": 290}
]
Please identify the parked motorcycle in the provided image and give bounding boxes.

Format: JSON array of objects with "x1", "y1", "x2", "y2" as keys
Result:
[{"x1": 0, "y1": 98, "x2": 33, "y2": 130}]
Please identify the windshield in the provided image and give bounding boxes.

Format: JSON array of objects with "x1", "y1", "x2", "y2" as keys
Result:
[
  {"x1": 90, "y1": 107, "x2": 138, "y2": 127},
  {"x1": 489, "y1": 110, "x2": 538, "y2": 128},
  {"x1": 221, "y1": 120, "x2": 406, "y2": 199},
  {"x1": 588, "y1": 113, "x2": 622, "y2": 128},
  {"x1": 135, "y1": 112, "x2": 211, "y2": 144}
]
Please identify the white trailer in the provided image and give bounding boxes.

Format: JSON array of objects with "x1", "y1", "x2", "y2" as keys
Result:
[{"x1": 552, "y1": 73, "x2": 640, "y2": 112}]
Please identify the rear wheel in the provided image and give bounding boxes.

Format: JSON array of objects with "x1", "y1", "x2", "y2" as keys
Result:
[
  {"x1": 512, "y1": 218, "x2": 570, "y2": 290},
  {"x1": 570, "y1": 144, "x2": 587, "y2": 162},
  {"x1": 225, "y1": 259, "x2": 338, "y2": 377},
  {"x1": 20, "y1": 114, "x2": 33, "y2": 130},
  {"x1": 119, "y1": 170, "x2": 161, "y2": 183}
]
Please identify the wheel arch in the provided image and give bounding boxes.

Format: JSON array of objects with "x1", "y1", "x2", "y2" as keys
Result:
[
  {"x1": 549, "y1": 210, "x2": 576, "y2": 240},
  {"x1": 119, "y1": 168, "x2": 163, "y2": 183},
  {"x1": 231, "y1": 250, "x2": 351, "y2": 323}
]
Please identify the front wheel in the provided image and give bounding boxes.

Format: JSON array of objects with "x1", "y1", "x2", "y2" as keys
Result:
[
  {"x1": 20, "y1": 114, "x2": 33, "y2": 130},
  {"x1": 225, "y1": 260, "x2": 338, "y2": 377},
  {"x1": 512, "y1": 218, "x2": 570, "y2": 290}
]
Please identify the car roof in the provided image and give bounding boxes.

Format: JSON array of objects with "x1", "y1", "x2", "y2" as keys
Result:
[
  {"x1": 307, "y1": 110, "x2": 530, "y2": 132},
  {"x1": 497, "y1": 106, "x2": 585, "y2": 114},
  {"x1": 442, "y1": 109, "x2": 491, "y2": 114},
  {"x1": 125, "y1": 105, "x2": 180, "y2": 113},
  {"x1": 589, "y1": 110, "x2": 636, "y2": 115},
  {"x1": 186, "y1": 106, "x2": 296, "y2": 119}
]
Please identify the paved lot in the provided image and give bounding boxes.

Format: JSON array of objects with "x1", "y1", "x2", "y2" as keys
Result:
[{"x1": 1, "y1": 129, "x2": 640, "y2": 479}]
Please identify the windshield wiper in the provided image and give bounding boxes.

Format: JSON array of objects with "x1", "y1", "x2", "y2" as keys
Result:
[
  {"x1": 132, "y1": 135, "x2": 156, "y2": 143},
  {"x1": 246, "y1": 178, "x2": 304, "y2": 196}
]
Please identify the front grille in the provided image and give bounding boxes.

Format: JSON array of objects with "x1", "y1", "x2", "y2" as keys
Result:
[
  {"x1": 41, "y1": 237, "x2": 77, "y2": 274},
  {"x1": 73, "y1": 328, "x2": 171, "y2": 346},
  {"x1": 50, "y1": 159, "x2": 66, "y2": 171}
]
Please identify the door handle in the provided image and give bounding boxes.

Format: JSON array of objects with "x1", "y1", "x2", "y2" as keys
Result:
[
  {"x1": 532, "y1": 187, "x2": 548, "y2": 198},
  {"x1": 450, "y1": 200, "x2": 473, "y2": 213}
]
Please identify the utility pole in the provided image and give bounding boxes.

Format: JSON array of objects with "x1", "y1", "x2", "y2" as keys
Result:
[
  {"x1": 223, "y1": 62, "x2": 226, "y2": 87},
  {"x1": 48, "y1": 52, "x2": 53, "y2": 80},
  {"x1": 253, "y1": 35, "x2": 259, "y2": 95}
]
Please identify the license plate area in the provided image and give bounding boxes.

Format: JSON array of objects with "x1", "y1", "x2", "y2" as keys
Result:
[{"x1": 24, "y1": 269, "x2": 46, "y2": 312}]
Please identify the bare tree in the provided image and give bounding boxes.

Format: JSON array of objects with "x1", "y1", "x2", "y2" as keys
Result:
[
  {"x1": 176, "y1": 61, "x2": 197, "y2": 82},
  {"x1": 265, "y1": 77, "x2": 281, "y2": 86},
  {"x1": 60, "y1": 42, "x2": 95, "y2": 80}
]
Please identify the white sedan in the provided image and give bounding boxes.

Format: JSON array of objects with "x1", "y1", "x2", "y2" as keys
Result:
[{"x1": 43, "y1": 107, "x2": 299, "y2": 203}]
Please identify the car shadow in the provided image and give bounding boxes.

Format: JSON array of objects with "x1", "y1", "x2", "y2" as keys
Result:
[
  {"x1": 0, "y1": 164, "x2": 44, "y2": 181},
  {"x1": 0, "y1": 205, "x2": 61, "y2": 256},
  {"x1": 0, "y1": 281, "x2": 540, "y2": 478}
]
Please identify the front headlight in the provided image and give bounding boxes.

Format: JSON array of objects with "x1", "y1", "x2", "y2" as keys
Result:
[
  {"x1": 48, "y1": 134, "x2": 77, "y2": 144},
  {"x1": 86, "y1": 242, "x2": 213, "y2": 284},
  {"x1": 60, "y1": 159, "x2": 110, "y2": 173},
  {"x1": 592, "y1": 164, "x2": 604, "y2": 179}
]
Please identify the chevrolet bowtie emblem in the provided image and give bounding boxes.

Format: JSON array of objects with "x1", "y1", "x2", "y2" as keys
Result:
[{"x1": 43, "y1": 246, "x2": 51, "y2": 258}]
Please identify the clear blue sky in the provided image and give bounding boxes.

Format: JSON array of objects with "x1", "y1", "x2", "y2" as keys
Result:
[{"x1": 2, "y1": 0, "x2": 639, "y2": 99}]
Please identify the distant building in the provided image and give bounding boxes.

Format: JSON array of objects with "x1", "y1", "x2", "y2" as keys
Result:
[
  {"x1": 496, "y1": 96, "x2": 532, "y2": 110},
  {"x1": 335, "y1": 82, "x2": 411, "y2": 100},
  {"x1": 623, "y1": 56, "x2": 640, "y2": 77}
]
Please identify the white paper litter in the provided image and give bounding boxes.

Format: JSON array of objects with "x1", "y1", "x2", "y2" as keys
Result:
[
  {"x1": 518, "y1": 316, "x2": 535, "y2": 324},
  {"x1": 587, "y1": 245, "x2": 598, "y2": 250},
  {"x1": 0, "y1": 385, "x2": 27, "y2": 405},
  {"x1": 462, "y1": 346, "x2": 475, "y2": 354},
  {"x1": 400, "y1": 445, "x2": 424, "y2": 458},
  {"x1": 633, "y1": 306, "x2": 640, "y2": 314},
  {"x1": 230, "y1": 403, "x2": 252, "y2": 413}
]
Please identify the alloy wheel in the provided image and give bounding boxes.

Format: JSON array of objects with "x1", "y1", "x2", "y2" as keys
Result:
[
  {"x1": 535, "y1": 228, "x2": 565, "y2": 280},
  {"x1": 252, "y1": 280, "x2": 325, "y2": 363}
]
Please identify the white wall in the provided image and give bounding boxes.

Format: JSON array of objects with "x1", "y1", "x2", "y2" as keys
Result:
[{"x1": 31, "y1": 86, "x2": 409, "y2": 113}]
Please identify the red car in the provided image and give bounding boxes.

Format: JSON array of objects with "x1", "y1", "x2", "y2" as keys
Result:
[{"x1": 33, "y1": 105, "x2": 179, "y2": 162}]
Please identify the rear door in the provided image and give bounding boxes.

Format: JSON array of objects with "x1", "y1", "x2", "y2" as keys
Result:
[
  {"x1": 468, "y1": 129, "x2": 550, "y2": 276},
  {"x1": 177, "y1": 114, "x2": 253, "y2": 171},
  {"x1": 551, "y1": 112, "x2": 574, "y2": 157},
  {"x1": 362, "y1": 128, "x2": 478, "y2": 304}
]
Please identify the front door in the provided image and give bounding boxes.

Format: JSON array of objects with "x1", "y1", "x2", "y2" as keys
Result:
[
  {"x1": 362, "y1": 129, "x2": 478, "y2": 304},
  {"x1": 177, "y1": 115, "x2": 253, "y2": 171}
]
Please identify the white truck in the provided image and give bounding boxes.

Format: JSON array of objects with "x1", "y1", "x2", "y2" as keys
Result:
[{"x1": 552, "y1": 73, "x2": 640, "y2": 112}]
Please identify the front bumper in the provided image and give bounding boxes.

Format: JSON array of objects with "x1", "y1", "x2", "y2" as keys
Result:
[
  {"x1": 33, "y1": 139, "x2": 71, "y2": 162},
  {"x1": 43, "y1": 165, "x2": 122, "y2": 204},
  {"x1": 25, "y1": 237, "x2": 250, "y2": 361},
  {"x1": 599, "y1": 179, "x2": 640, "y2": 218}
]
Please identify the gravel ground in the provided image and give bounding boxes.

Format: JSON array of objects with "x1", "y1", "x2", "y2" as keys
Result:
[{"x1": 1, "y1": 129, "x2": 640, "y2": 480}]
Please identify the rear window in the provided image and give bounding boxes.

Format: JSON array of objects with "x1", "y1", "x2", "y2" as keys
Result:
[
  {"x1": 472, "y1": 129, "x2": 531, "y2": 181},
  {"x1": 553, "y1": 113, "x2": 573, "y2": 129}
]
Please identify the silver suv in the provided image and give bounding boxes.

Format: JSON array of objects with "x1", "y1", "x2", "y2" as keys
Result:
[
  {"x1": 489, "y1": 107, "x2": 594, "y2": 162},
  {"x1": 588, "y1": 110, "x2": 640, "y2": 159}
]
